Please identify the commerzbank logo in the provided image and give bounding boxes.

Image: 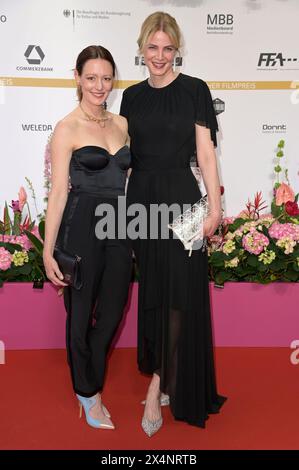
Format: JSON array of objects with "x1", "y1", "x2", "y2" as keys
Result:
[
  {"x1": 24, "y1": 45, "x2": 45, "y2": 65},
  {"x1": 16, "y1": 45, "x2": 53, "y2": 72}
]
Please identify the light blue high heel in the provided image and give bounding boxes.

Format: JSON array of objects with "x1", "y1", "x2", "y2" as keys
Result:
[
  {"x1": 77, "y1": 393, "x2": 111, "y2": 418},
  {"x1": 76, "y1": 394, "x2": 115, "y2": 429},
  {"x1": 102, "y1": 404, "x2": 111, "y2": 418}
]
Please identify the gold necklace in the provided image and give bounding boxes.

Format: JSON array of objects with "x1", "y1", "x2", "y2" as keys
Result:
[{"x1": 80, "y1": 104, "x2": 111, "y2": 128}]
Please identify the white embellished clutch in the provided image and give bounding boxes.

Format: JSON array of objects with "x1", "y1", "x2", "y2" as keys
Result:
[{"x1": 168, "y1": 197, "x2": 209, "y2": 256}]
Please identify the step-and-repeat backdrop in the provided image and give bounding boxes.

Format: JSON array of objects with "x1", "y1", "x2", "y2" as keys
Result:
[{"x1": 0, "y1": 0, "x2": 298, "y2": 217}]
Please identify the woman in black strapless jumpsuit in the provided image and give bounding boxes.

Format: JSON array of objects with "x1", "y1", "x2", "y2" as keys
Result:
[
  {"x1": 120, "y1": 13, "x2": 226, "y2": 433},
  {"x1": 57, "y1": 145, "x2": 132, "y2": 398},
  {"x1": 43, "y1": 46, "x2": 132, "y2": 430}
]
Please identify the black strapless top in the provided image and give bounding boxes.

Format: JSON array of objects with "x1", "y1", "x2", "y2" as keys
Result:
[{"x1": 69, "y1": 145, "x2": 131, "y2": 198}]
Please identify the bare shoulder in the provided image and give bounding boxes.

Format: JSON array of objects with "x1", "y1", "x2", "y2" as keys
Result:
[
  {"x1": 53, "y1": 110, "x2": 78, "y2": 137},
  {"x1": 51, "y1": 111, "x2": 79, "y2": 151}
]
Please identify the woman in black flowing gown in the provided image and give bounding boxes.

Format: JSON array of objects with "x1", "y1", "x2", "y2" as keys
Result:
[{"x1": 120, "y1": 12, "x2": 226, "y2": 435}]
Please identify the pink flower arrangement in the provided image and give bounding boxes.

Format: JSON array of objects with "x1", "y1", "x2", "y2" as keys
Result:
[
  {"x1": 268, "y1": 222, "x2": 299, "y2": 241},
  {"x1": 238, "y1": 192, "x2": 268, "y2": 220},
  {"x1": 43, "y1": 140, "x2": 52, "y2": 203},
  {"x1": 275, "y1": 182, "x2": 295, "y2": 206},
  {"x1": 208, "y1": 140, "x2": 299, "y2": 285},
  {"x1": 18, "y1": 187, "x2": 27, "y2": 211},
  {"x1": 272, "y1": 140, "x2": 299, "y2": 220},
  {"x1": 285, "y1": 200, "x2": 299, "y2": 216},
  {"x1": 242, "y1": 230, "x2": 270, "y2": 255},
  {"x1": 0, "y1": 234, "x2": 32, "y2": 251},
  {"x1": 0, "y1": 183, "x2": 46, "y2": 285},
  {"x1": 223, "y1": 216, "x2": 235, "y2": 226},
  {"x1": 11, "y1": 200, "x2": 21, "y2": 213},
  {"x1": 0, "y1": 247, "x2": 12, "y2": 271}
]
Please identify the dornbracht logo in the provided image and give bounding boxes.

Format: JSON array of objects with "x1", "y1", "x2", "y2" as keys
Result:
[{"x1": 262, "y1": 124, "x2": 287, "y2": 133}]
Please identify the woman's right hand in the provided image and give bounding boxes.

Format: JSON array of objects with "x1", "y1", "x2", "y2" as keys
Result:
[{"x1": 43, "y1": 253, "x2": 68, "y2": 287}]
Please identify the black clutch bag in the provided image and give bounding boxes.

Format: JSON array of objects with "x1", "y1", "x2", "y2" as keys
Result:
[{"x1": 53, "y1": 245, "x2": 83, "y2": 290}]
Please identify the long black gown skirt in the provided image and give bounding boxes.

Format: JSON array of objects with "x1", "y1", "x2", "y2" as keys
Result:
[{"x1": 127, "y1": 166, "x2": 226, "y2": 428}]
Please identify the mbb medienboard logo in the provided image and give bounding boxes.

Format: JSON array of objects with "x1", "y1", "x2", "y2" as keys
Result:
[{"x1": 206, "y1": 13, "x2": 234, "y2": 34}]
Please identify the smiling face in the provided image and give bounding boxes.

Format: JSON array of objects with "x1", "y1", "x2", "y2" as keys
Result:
[
  {"x1": 142, "y1": 30, "x2": 177, "y2": 79},
  {"x1": 75, "y1": 58, "x2": 113, "y2": 107}
]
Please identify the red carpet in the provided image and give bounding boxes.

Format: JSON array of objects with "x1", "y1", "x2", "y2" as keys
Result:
[{"x1": 0, "y1": 348, "x2": 298, "y2": 450}]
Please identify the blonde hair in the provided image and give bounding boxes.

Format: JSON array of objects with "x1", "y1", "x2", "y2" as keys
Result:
[{"x1": 137, "y1": 11, "x2": 181, "y2": 53}]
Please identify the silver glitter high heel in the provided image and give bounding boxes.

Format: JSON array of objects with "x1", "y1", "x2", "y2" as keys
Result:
[
  {"x1": 141, "y1": 415, "x2": 163, "y2": 437},
  {"x1": 141, "y1": 395, "x2": 163, "y2": 437},
  {"x1": 141, "y1": 393, "x2": 170, "y2": 407}
]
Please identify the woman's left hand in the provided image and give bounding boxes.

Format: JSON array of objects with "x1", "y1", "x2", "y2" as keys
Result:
[{"x1": 203, "y1": 213, "x2": 221, "y2": 238}]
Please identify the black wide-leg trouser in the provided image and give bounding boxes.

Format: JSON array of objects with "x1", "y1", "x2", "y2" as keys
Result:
[{"x1": 57, "y1": 191, "x2": 132, "y2": 397}]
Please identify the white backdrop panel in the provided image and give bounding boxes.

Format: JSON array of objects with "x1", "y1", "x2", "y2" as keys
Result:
[{"x1": 0, "y1": 0, "x2": 298, "y2": 217}]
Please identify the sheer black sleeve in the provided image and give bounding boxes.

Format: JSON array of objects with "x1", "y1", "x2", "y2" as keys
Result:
[
  {"x1": 195, "y1": 80, "x2": 218, "y2": 148},
  {"x1": 120, "y1": 89, "x2": 129, "y2": 120}
]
